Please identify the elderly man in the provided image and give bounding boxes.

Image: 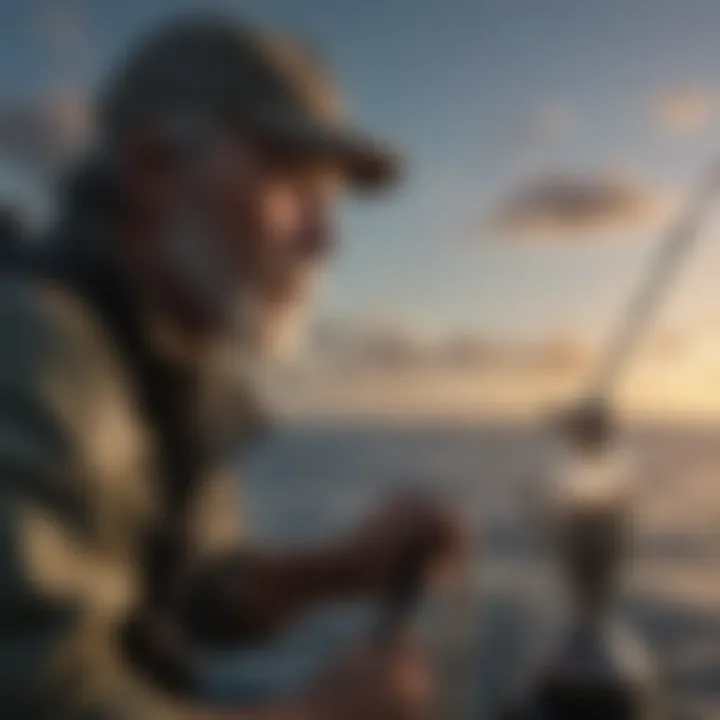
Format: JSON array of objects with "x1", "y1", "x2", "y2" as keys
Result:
[{"x1": 0, "y1": 14, "x2": 459, "y2": 720}]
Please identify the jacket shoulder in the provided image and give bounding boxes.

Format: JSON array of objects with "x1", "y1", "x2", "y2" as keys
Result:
[
  {"x1": 0, "y1": 277, "x2": 157, "y2": 532},
  {"x1": 0, "y1": 275, "x2": 134, "y2": 403}
]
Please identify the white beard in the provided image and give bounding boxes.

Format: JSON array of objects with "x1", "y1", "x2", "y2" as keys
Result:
[
  {"x1": 161, "y1": 211, "x2": 311, "y2": 363},
  {"x1": 228, "y1": 290, "x2": 310, "y2": 365}
]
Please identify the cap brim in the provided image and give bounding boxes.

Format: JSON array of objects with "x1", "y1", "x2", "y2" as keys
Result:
[{"x1": 251, "y1": 113, "x2": 402, "y2": 191}]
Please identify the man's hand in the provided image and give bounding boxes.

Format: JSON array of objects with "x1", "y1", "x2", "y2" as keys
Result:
[
  {"x1": 178, "y1": 493, "x2": 463, "y2": 647},
  {"x1": 343, "y1": 492, "x2": 464, "y2": 595},
  {"x1": 302, "y1": 639, "x2": 434, "y2": 720}
]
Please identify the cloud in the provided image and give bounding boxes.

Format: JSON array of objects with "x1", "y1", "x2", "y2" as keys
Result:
[
  {"x1": 305, "y1": 321, "x2": 590, "y2": 378},
  {"x1": 45, "y1": 90, "x2": 93, "y2": 156},
  {"x1": 276, "y1": 323, "x2": 593, "y2": 421},
  {"x1": 522, "y1": 335, "x2": 589, "y2": 376},
  {"x1": 431, "y1": 332, "x2": 590, "y2": 377},
  {"x1": 486, "y1": 172, "x2": 672, "y2": 240},
  {"x1": 308, "y1": 321, "x2": 434, "y2": 373},
  {"x1": 280, "y1": 320, "x2": 720, "y2": 422},
  {"x1": 0, "y1": 91, "x2": 92, "y2": 173},
  {"x1": 655, "y1": 89, "x2": 715, "y2": 134},
  {"x1": 0, "y1": 2, "x2": 97, "y2": 174}
]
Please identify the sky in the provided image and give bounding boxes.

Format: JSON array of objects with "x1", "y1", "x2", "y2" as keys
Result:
[{"x1": 4, "y1": 0, "x2": 720, "y2": 420}]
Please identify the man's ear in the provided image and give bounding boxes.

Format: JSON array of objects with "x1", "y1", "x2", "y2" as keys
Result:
[{"x1": 118, "y1": 128, "x2": 185, "y2": 222}]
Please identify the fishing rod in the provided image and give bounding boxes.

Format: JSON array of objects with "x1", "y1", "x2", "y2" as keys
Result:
[
  {"x1": 506, "y1": 163, "x2": 720, "y2": 720},
  {"x1": 372, "y1": 164, "x2": 720, "y2": 720}
]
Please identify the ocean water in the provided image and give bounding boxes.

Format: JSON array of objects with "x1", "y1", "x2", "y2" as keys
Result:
[{"x1": 206, "y1": 423, "x2": 720, "y2": 718}]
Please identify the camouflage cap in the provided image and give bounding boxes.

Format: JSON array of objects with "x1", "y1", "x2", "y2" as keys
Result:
[{"x1": 98, "y1": 15, "x2": 401, "y2": 190}]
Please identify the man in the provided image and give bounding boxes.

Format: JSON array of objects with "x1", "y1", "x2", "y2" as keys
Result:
[{"x1": 0, "y1": 14, "x2": 459, "y2": 720}]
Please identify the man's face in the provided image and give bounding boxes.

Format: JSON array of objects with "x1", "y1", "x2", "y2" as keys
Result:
[{"x1": 147, "y1": 129, "x2": 345, "y2": 354}]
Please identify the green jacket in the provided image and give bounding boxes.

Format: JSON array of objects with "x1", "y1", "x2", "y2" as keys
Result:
[{"x1": 0, "y1": 212, "x2": 264, "y2": 717}]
